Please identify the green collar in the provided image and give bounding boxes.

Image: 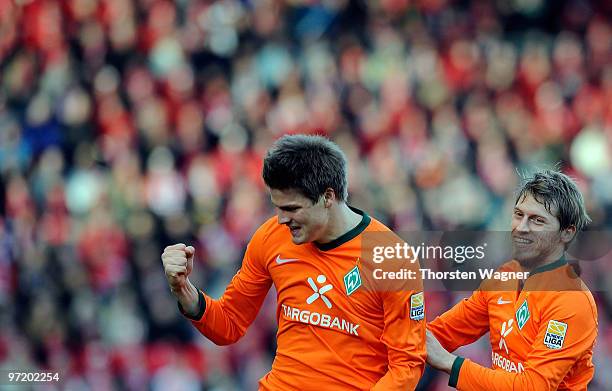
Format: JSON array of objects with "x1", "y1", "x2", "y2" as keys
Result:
[
  {"x1": 314, "y1": 207, "x2": 371, "y2": 251},
  {"x1": 529, "y1": 256, "x2": 567, "y2": 277}
]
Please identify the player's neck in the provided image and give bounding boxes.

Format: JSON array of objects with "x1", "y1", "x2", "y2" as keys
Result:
[
  {"x1": 317, "y1": 203, "x2": 362, "y2": 244},
  {"x1": 522, "y1": 247, "x2": 565, "y2": 273}
]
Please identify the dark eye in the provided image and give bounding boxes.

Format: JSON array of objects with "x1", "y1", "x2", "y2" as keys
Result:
[{"x1": 513, "y1": 210, "x2": 523, "y2": 217}]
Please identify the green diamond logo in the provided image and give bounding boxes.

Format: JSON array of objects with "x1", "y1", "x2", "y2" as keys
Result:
[
  {"x1": 344, "y1": 265, "x2": 362, "y2": 296},
  {"x1": 516, "y1": 299, "x2": 530, "y2": 330}
]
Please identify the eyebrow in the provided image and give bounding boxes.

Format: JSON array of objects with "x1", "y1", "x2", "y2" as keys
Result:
[
  {"x1": 271, "y1": 201, "x2": 301, "y2": 210},
  {"x1": 514, "y1": 207, "x2": 549, "y2": 221}
]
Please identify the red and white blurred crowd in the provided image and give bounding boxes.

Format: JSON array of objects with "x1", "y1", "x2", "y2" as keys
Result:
[{"x1": 0, "y1": 0, "x2": 611, "y2": 389}]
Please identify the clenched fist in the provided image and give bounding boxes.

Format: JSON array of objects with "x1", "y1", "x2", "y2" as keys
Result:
[
  {"x1": 161, "y1": 243, "x2": 200, "y2": 316},
  {"x1": 162, "y1": 243, "x2": 195, "y2": 292}
]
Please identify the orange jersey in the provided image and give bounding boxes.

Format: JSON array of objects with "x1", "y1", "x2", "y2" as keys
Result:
[
  {"x1": 428, "y1": 258, "x2": 598, "y2": 391},
  {"x1": 182, "y1": 208, "x2": 426, "y2": 390}
]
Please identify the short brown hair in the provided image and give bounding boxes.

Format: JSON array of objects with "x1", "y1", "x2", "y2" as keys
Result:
[
  {"x1": 515, "y1": 169, "x2": 591, "y2": 231},
  {"x1": 262, "y1": 134, "x2": 349, "y2": 204}
]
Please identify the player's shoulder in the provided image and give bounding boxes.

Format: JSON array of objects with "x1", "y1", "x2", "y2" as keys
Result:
[
  {"x1": 250, "y1": 216, "x2": 289, "y2": 246},
  {"x1": 362, "y1": 215, "x2": 407, "y2": 251},
  {"x1": 527, "y1": 261, "x2": 596, "y2": 307},
  {"x1": 365, "y1": 216, "x2": 392, "y2": 233},
  {"x1": 544, "y1": 287, "x2": 597, "y2": 318},
  {"x1": 533, "y1": 282, "x2": 597, "y2": 327}
]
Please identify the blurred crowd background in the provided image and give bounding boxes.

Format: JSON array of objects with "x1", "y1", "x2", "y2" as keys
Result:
[{"x1": 1, "y1": 0, "x2": 611, "y2": 389}]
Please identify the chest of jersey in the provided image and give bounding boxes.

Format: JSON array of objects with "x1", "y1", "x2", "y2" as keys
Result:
[
  {"x1": 487, "y1": 291, "x2": 543, "y2": 372},
  {"x1": 265, "y1": 242, "x2": 384, "y2": 339}
]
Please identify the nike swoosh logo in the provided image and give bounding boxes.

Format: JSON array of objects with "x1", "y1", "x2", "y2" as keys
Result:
[
  {"x1": 497, "y1": 297, "x2": 512, "y2": 305},
  {"x1": 276, "y1": 255, "x2": 299, "y2": 264}
]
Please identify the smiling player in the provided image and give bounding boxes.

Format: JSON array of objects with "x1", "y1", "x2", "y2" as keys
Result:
[
  {"x1": 161, "y1": 135, "x2": 425, "y2": 390},
  {"x1": 426, "y1": 170, "x2": 598, "y2": 390}
]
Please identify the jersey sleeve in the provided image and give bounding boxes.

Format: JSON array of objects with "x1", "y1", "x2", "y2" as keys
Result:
[
  {"x1": 451, "y1": 291, "x2": 598, "y2": 391},
  {"x1": 427, "y1": 289, "x2": 490, "y2": 352},
  {"x1": 371, "y1": 288, "x2": 427, "y2": 389},
  {"x1": 183, "y1": 226, "x2": 273, "y2": 345}
]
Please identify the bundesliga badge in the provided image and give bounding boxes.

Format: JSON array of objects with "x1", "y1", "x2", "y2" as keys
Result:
[
  {"x1": 515, "y1": 299, "x2": 530, "y2": 330},
  {"x1": 344, "y1": 265, "x2": 362, "y2": 296},
  {"x1": 544, "y1": 320, "x2": 568, "y2": 349},
  {"x1": 410, "y1": 292, "x2": 425, "y2": 320}
]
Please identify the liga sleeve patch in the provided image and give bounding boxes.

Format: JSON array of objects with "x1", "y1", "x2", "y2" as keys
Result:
[
  {"x1": 409, "y1": 292, "x2": 425, "y2": 320},
  {"x1": 544, "y1": 320, "x2": 568, "y2": 349}
]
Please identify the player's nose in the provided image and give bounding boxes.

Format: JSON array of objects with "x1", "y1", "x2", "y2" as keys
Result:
[
  {"x1": 277, "y1": 211, "x2": 291, "y2": 225},
  {"x1": 515, "y1": 216, "x2": 530, "y2": 233}
]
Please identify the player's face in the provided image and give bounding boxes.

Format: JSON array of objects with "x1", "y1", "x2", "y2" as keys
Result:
[
  {"x1": 270, "y1": 188, "x2": 329, "y2": 245},
  {"x1": 511, "y1": 193, "x2": 564, "y2": 269}
]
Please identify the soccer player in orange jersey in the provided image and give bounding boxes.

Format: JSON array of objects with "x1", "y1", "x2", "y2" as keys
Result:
[
  {"x1": 161, "y1": 135, "x2": 426, "y2": 390},
  {"x1": 426, "y1": 170, "x2": 598, "y2": 390}
]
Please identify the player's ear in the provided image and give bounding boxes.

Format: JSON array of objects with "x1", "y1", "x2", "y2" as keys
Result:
[
  {"x1": 560, "y1": 225, "x2": 576, "y2": 244},
  {"x1": 323, "y1": 188, "x2": 335, "y2": 208}
]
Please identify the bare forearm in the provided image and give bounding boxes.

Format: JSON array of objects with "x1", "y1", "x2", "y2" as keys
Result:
[
  {"x1": 438, "y1": 353, "x2": 456, "y2": 373},
  {"x1": 426, "y1": 329, "x2": 457, "y2": 374},
  {"x1": 172, "y1": 279, "x2": 200, "y2": 317}
]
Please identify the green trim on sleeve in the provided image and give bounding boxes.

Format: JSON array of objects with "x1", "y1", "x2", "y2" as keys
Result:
[
  {"x1": 178, "y1": 289, "x2": 206, "y2": 321},
  {"x1": 448, "y1": 356, "x2": 465, "y2": 388}
]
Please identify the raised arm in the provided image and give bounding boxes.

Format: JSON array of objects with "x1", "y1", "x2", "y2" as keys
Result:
[{"x1": 162, "y1": 230, "x2": 272, "y2": 345}]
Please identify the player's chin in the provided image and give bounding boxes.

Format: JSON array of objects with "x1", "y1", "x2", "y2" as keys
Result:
[
  {"x1": 512, "y1": 246, "x2": 532, "y2": 259},
  {"x1": 290, "y1": 230, "x2": 308, "y2": 244},
  {"x1": 515, "y1": 253, "x2": 537, "y2": 269}
]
